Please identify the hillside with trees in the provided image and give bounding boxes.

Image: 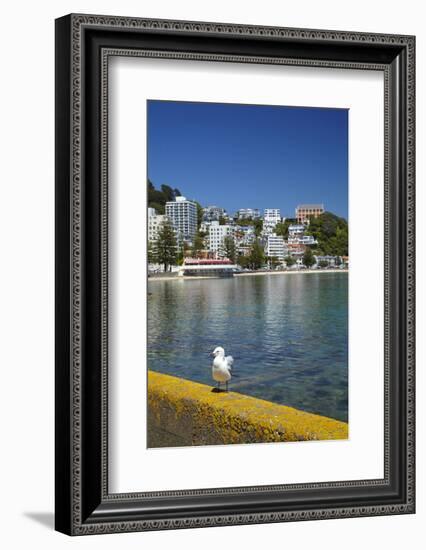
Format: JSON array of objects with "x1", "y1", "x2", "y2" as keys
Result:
[
  {"x1": 148, "y1": 180, "x2": 182, "y2": 214},
  {"x1": 237, "y1": 239, "x2": 265, "y2": 270},
  {"x1": 306, "y1": 212, "x2": 348, "y2": 256},
  {"x1": 148, "y1": 180, "x2": 203, "y2": 229},
  {"x1": 274, "y1": 218, "x2": 297, "y2": 238}
]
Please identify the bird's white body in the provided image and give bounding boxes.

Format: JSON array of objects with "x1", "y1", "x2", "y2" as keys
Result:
[{"x1": 211, "y1": 347, "x2": 234, "y2": 388}]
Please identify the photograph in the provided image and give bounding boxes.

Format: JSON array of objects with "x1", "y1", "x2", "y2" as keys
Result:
[
  {"x1": 146, "y1": 100, "x2": 349, "y2": 448},
  {"x1": 52, "y1": 10, "x2": 415, "y2": 537}
]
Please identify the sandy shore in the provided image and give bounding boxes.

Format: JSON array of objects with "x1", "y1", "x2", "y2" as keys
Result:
[{"x1": 148, "y1": 269, "x2": 348, "y2": 282}]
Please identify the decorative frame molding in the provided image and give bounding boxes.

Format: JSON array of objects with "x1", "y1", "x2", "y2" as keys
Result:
[{"x1": 55, "y1": 14, "x2": 415, "y2": 535}]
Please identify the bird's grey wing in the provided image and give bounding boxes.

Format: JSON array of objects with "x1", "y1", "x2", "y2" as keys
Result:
[{"x1": 225, "y1": 356, "x2": 234, "y2": 368}]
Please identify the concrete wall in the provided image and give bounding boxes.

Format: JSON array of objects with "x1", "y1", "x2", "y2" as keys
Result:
[{"x1": 148, "y1": 371, "x2": 348, "y2": 447}]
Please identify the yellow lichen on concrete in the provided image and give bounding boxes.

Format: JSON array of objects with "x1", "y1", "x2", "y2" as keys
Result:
[{"x1": 147, "y1": 370, "x2": 348, "y2": 447}]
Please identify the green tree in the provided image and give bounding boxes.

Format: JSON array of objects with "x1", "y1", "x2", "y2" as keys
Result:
[
  {"x1": 149, "y1": 202, "x2": 165, "y2": 215},
  {"x1": 176, "y1": 242, "x2": 185, "y2": 266},
  {"x1": 268, "y1": 256, "x2": 281, "y2": 270},
  {"x1": 275, "y1": 218, "x2": 296, "y2": 239},
  {"x1": 147, "y1": 240, "x2": 157, "y2": 264},
  {"x1": 219, "y1": 215, "x2": 227, "y2": 225},
  {"x1": 247, "y1": 239, "x2": 265, "y2": 270},
  {"x1": 195, "y1": 201, "x2": 204, "y2": 229},
  {"x1": 160, "y1": 184, "x2": 175, "y2": 202},
  {"x1": 302, "y1": 247, "x2": 316, "y2": 268},
  {"x1": 221, "y1": 236, "x2": 236, "y2": 263},
  {"x1": 155, "y1": 220, "x2": 178, "y2": 272},
  {"x1": 318, "y1": 259, "x2": 329, "y2": 269},
  {"x1": 237, "y1": 254, "x2": 250, "y2": 269},
  {"x1": 307, "y1": 212, "x2": 348, "y2": 256},
  {"x1": 253, "y1": 218, "x2": 263, "y2": 237},
  {"x1": 284, "y1": 255, "x2": 296, "y2": 268},
  {"x1": 236, "y1": 217, "x2": 253, "y2": 227},
  {"x1": 234, "y1": 217, "x2": 262, "y2": 236},
  {"x1": 148, "y1": 180, "x2": 167, "y2": 212},
  {"x1": 147, "y1": 181, "x2": 182, "y2": 214},
  {"x1": 191, "y1": 231, "x2": 205, "y2": 258}
]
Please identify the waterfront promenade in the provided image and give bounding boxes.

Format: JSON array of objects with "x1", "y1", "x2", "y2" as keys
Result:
[
  {"x1": 148, "y1": 371, "x2": 348, "y2": 448},
  {"x1": 148, "y1": 268, "x2": 348, "y2": 282}
]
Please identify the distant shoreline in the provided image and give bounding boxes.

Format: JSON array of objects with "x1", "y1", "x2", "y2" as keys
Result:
[
  {"x1": 148, "y1": 269, "x2": 348, "y2": 282},
  {"x1": 235, "y1": 268, "x2": 347, "y2": 278}
]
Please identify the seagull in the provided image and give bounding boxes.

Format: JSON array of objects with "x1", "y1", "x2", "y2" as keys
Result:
[{"x1": 211, "y1": 346, "x2": 234, "y2": 391}]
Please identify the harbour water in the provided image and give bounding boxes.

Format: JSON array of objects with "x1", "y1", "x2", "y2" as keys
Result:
[{"x1": 148, "y1": 272, "x2": 348, "y2": 422}]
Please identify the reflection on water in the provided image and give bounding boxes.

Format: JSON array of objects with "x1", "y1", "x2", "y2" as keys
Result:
[{"x1": 148, "y1": 273, "x2": 348, "y2": 422}]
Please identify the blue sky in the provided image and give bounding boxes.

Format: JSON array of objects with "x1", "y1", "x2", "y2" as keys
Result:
[{"x1": 147, "y1": 100, "x2": 348, "y2": 220}]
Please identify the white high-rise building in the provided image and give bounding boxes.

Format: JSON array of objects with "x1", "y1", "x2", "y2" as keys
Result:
[
  {"x1": 148, "y1": 208, "x2": 168, "y2": 242},
  {"x1": 263, "y1": 208, "x2": 282, "y2": 234},
  {"x1": 264, "y1": 208, "x2": 281, "y2": 224},
  {"x1": 265, "y1": 234, "x2": 287, "y2": 261},
  {"x1": 165, "y1": 196, "x2": 197, "y2": 242},
  {"x1": 207, "y1": 221, "x2": 234, "y2": 254}
]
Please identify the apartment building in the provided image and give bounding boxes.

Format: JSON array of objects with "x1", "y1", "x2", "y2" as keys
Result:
[
  {"x1": 236, "y1": 208, "x2": 260, "y2": 220},
  {"x1": 148, "y1": 208, "x2": 168, "y2": 242},
  {"x1": 265, "y1": 234, "x2": 287, "y2": 261},
  {"x1": 207, "y1": 221, "x2": 235, "y2": 254},
  {"x1": 165, "y1": 196, "x2": 197, "y2": 242},
  {"x1": 295, "y1": 204, "x2": 324, "y2": 224},
  {"x1": 263, "y1": 208, "x2": 282, "y2": 234},
  {"x1": 202, "y1": 205, "x2": 226, "y2": 222}
]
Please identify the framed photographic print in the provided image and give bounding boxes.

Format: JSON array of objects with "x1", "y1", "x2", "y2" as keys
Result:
[{"x1": 55, "y1": 14, "x2": 415, "y2": 535}]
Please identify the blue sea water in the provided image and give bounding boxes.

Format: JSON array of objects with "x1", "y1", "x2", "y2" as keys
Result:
[{"x1": 148, "y1": 272, "x2": 348, "y2": 422}]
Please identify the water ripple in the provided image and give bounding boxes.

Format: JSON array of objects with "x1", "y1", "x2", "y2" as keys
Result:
[{"x1": 148, "y1": 273, "x2": 348, "y2": 422}]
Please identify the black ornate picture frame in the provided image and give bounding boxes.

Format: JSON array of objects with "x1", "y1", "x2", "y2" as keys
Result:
[{"x1": 55, "y1": 14, "x2": 415, "y2": 535}]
